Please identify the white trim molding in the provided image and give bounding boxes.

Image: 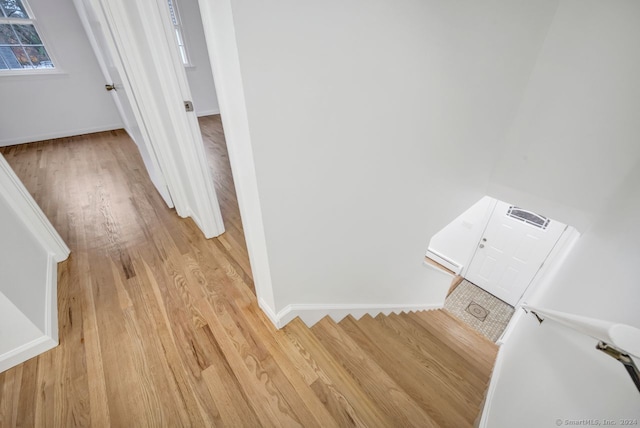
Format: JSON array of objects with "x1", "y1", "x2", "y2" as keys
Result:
[
  {"x1": 0, "y1": 124, "x2": 124, "y2": 148},
  {"x1": 196, "y1": 108, "x2": 221, "y2": 117},
  {"x1": 45, "y1": 254, "x2": 60, "y2": 341},
  {"x1": 257, "y1": 297, "x2": 280, "y2": 328},
  {"x1": 265, "y1": 301, "x2": 443, "y2": 329},
  {"x1": 0, "y1": 255, "x2": 60, "y2": 373},
  {"x1": 0, "y1": 335, "x2": 58, "y2": 374},
  {"x1": 0, "y1": 154, "x2": 69, "y2": 261},
  {"x1": 425, "y1": 248, "x2": 463, "y2": 274}
]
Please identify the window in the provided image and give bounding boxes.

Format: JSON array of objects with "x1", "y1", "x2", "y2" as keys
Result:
[
  {"x1": 166, "y1": 0, "x2": 190, "y2": 66},
  {"x1": 0, "y1": 0, "x2": 53, "y2": 71},
  {"x1": 506, "y1": 206, "x2": 550, "y2": 230}
]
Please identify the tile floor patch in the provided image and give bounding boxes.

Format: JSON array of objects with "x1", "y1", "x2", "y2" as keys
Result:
[{"x1": 444, "y1": 280, "x2": 514, "y2": 342}]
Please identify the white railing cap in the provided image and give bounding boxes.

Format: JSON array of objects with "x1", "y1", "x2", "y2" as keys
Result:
[{"x1": 522, "y1": 304, "x2": 640, "y2": 358}]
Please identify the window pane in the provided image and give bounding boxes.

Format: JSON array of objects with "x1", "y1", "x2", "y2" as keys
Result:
[
  {"x1": 10, "y1": 45, "x2": 32, "y2": 67},
  {"x1": 0, "y1": 23, "x2": 19, "y2": 44},
  {"x1": 174, "y1": 27, "x2": 183, "y2": 45},
  {"x1": 506, "y1": 206, "x2": 550, "y2": 230},
  {"x1": 0, "y1": 45, "x2": 21, "y2": 68},
  {"x1": 12, "y1": 23, "x2": 40, "y2": 44},
  {"x1": 0, "y1": 21, "x2": 55, "y2": 70},
  {"x1": 179, "y1": 46, "x2": 188, "y2": 64},
  {"x1": 0, "y1": 0, "x2": 28, "y2": 19},
  {"x1": 23, "y1": 45, "x2": 50, "y2": 67}
]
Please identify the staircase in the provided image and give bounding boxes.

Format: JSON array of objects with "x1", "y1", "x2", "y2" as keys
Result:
[{"x1": 283, "y1": 308, "x2": 498, "y2": 428}]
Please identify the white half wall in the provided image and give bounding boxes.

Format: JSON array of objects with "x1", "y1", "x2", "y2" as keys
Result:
[
  {"x1": 0, "y1": 0, "x2": 123, "y2": 147},
  {"x1": 180, "y1": 0, "x2": 220, "y2": 116},
  {"x1": 427, "y1": 196, "x2": 496, "y2": 274},
  {"x1": 0, "y1": 188, "x2": 63, "y2": 372},
  {"x1": 0, "y1": 149, "x2": 68, "y2": 373},
  {"x1": 0, "y1": 192, "x2": 49, "y2": 331},
  {"x1": 0, "y1": 292, "x2": 45, "y2": 358}
]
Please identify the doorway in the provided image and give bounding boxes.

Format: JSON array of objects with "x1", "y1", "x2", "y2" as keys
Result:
[
  {"x1": 74, "y1": 0, "x2": 173, "y2": 208},
  {"x1": 74, "y1": 0, "x2": 225, "y2": 239},
  {"x1": 198, "y1": 115, "x2": 255, "y2": 292},
  {"x1": 427, "y1": 196, "x2": 578, "y2": 342}
]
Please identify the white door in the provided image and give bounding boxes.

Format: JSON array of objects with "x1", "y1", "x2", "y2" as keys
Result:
[
  {"x1": 465, "y1": 201, "x2": 566, "y2": 306},
  {"x1": 73, "y1": 0, "x2": 174, "y2": 208}
]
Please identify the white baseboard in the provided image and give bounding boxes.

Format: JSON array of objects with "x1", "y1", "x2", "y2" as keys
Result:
[
  {"x1": 0, "y1": 123, "x2": 124, "y2": 147},
  {"x1": 263, "y1": 302, "x2": 443, "y2": 329},
  {"x1": 0, "y1": 335, "x2": 58, "y2": 373},
  {"x1": 258, "y1": 297, "x2": 280, "y2": 327},
  {"x1": 0, "y1": 256, "x2": 59, "y2": 373},
  {"x1": 188, "y1": 208, "x2": 225, "y2": 239},
  {"x1": 197, "y1": 108, "x2": 221, "y2": 117}
]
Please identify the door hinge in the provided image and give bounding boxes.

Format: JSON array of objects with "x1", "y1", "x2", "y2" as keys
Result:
[{"x1": 184, "y1": 100, "x2": 194, "y2": 112}]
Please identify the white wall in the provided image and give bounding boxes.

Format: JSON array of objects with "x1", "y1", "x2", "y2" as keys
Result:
[
  {"x1": 180, "y1": 0, "x2": 220, "y2": 116},
  {"x1": 0, "y1": 0, "x2": 123, "y2": 146},
  {"x1": 488, "y1": 0, "x2": 640, "y2": 231},
  {"x1": 427, "y1": 196, "x2": 496, "y2": 273},
  {"x1": 483, "y1": 1, "x2": 640, "y2": 425},
  {"x1": 0, "y1": 156, "x2": 66, "y2": 372},
  {"x1": 0, "y1": 292, "x2": 43, "y2": 357},
  {"x1": 0, "y1": 192, "x2": 48, "y2": 331},
  {"x1": 217, "y1": 0, "x2": 560, "y2": 315}
]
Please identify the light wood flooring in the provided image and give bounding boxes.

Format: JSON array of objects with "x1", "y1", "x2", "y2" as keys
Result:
[{"x1": 0, "y1": 115, "x2": 497, "y2": 427}]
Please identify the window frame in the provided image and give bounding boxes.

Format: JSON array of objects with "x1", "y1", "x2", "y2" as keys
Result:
[
  {"x1": 166, "y1": 0, "x2": 192, "y2": 67},
  {"x1": 506, "y1": 206, "x2": 551, "y2": 230},
  {"x1": 0, "y1": 0, "x2": 62, "y2": 76}
]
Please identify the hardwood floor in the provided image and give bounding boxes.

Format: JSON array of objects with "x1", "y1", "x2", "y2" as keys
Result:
[{"x1": 0, "y1": 116, "x2": 497, "y2": 427}]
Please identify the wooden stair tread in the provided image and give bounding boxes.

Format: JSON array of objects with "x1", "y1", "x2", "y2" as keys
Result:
[
  {"x1": 311, "y1": 317, "x2": 439, "y2": 427},
  {"x1": 380, "y1": 312, "x2": 493, "y2": 392},
  {"x1": 285, "y1": 318, "x2": 393, "y2": 427},
  {"x1": 411, "y1": 310, "x2": 498, "y2": 370},
  {"x1": 339, "y1": 315, "x2": 477, "y2": 427}
]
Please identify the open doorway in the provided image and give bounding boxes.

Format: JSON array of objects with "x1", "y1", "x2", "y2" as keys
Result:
[
  {"x1": 82, "y1": 0, "x2": 253, "y2": 293},
  {"x1": 198, "y1": 116, "x2": 254, "y2": 293},
  {"x1": 150, "y1": 0, "x2": 253, "y2": 289},
  {"x1": 426, "y1": 196, "x2": 579, "y2": 342},
  {"x1": 73, "y1": 0, "x2": 226, "y2": 240},
  {"x1": 168, "y1": 0, "x2": 254, "y2": 292}
]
